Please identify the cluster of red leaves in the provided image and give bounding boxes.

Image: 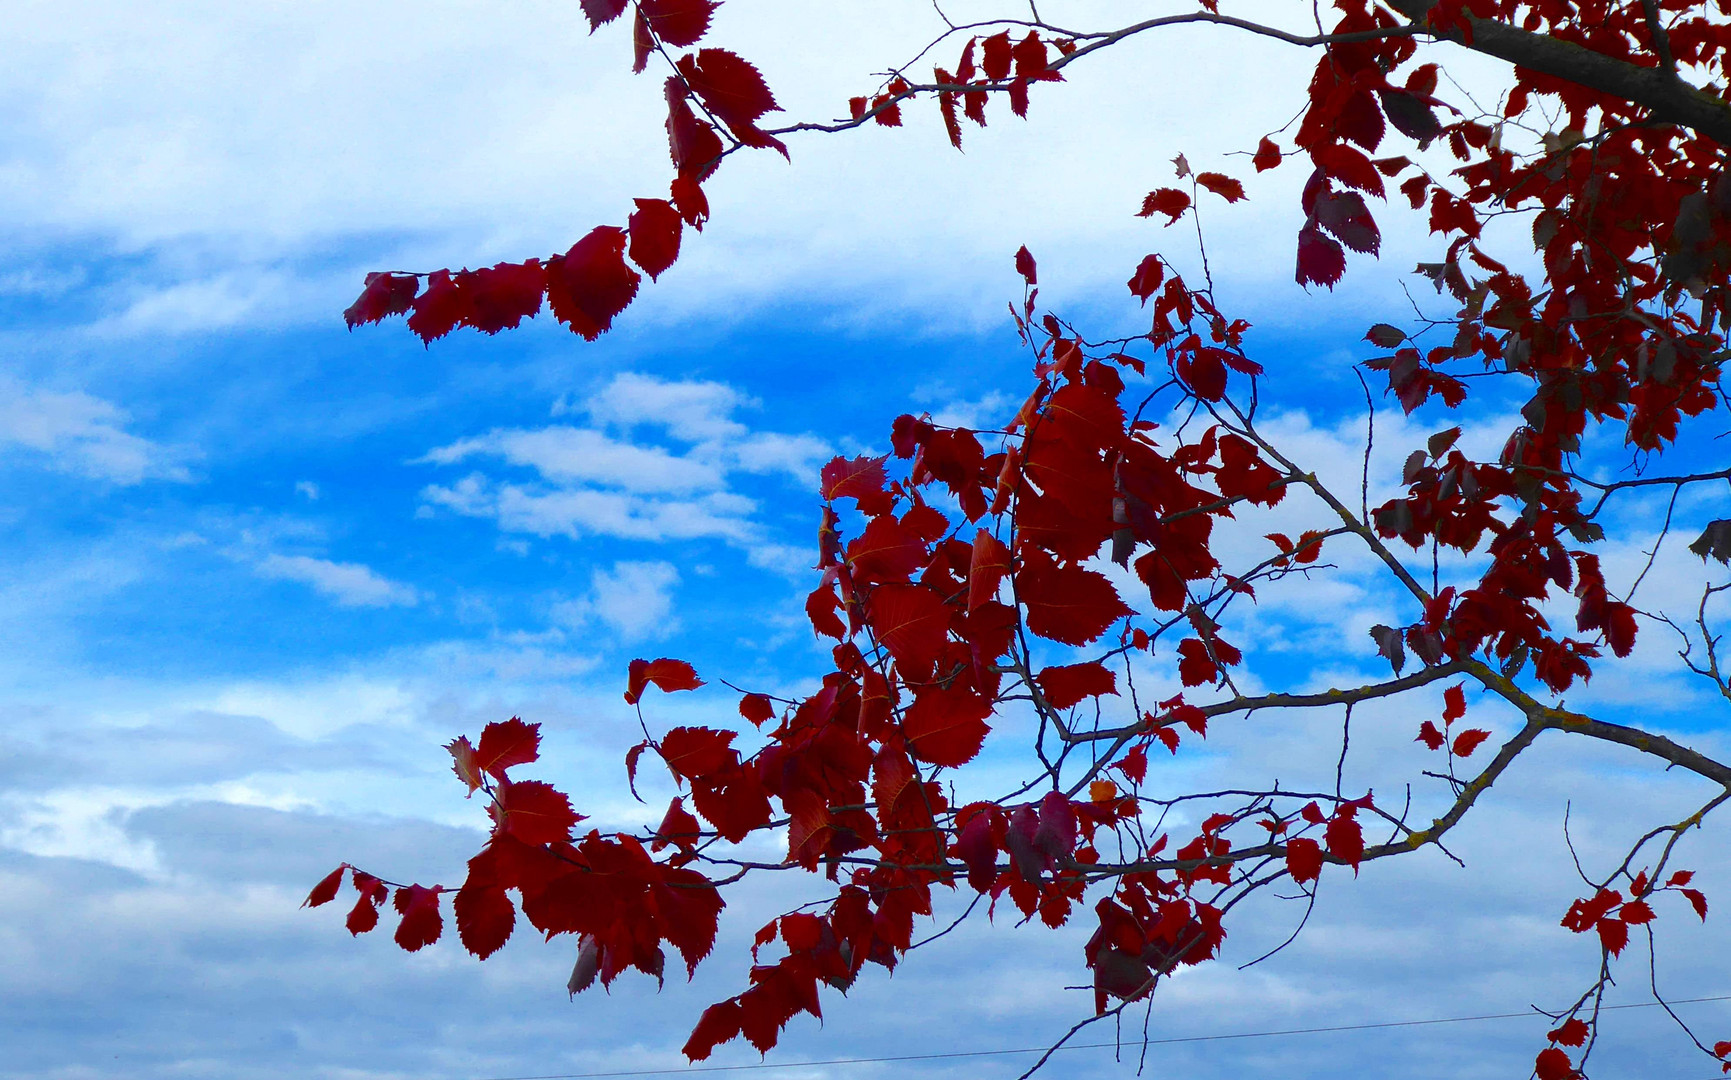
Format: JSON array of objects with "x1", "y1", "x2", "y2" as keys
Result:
[{"x1": 324, "y1": 0, "x2": 1731, "y2": 1068}]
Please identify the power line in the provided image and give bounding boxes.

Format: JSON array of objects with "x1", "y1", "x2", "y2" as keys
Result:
[{"x1": 472, "y1": 993, "x2": 1731, "y2": 1080}]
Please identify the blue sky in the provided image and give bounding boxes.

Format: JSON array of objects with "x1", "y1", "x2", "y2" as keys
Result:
[{"x1": 4, "y1": 2, "x2": 1731, "y2": 1078}]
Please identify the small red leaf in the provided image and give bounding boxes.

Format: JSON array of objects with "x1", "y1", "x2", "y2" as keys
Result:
[
  {"x1": 1547, "y1": 1018, "x2": 1589, "y2": 1047},
  {"x1": 1127, "y1": 254, "x2": 1164, "y2": 303},
  {"x1": 628, "y1": 197, "x2": 684, "y2": 280},
  {"x1": 1015, "y1": 245, "x2": 1038, "y2": 285},
  {"x1": 1324, "y1": 812, "x2": 1364, "y2": 871},
  {"x1": 1295, "y1": 224, "x2": 1346, "y2": 289},
  {"x1": 1415, "y1": 720, "x2": 1446, "y2": 751},
  {"x1": 1285, "y1": 837, "x2": 1324, "y2": 883},
  {"x1": 581, "y1": 0, "x2": 628, "y2": 31},
  {"x1": 1451, "y1": 728, "x2": 1491, "y2": 757},
  {"x1": 903, "y1": 685, "x2": 993, "y2": 767},
  {"x1": 683, "y1": 1000, "x2": 744, "y2": 1061},
  {"x1": 344, "y1": 272, "x2": 419, "y2": 329},
  {"x1": 1596, "y1": 915, "x2": 1630, "y2": 956},
  {"x1": 304, "y1": 865, "x2": 347, "y2": 908},
  {"x1": 1535, "y1": 1047, "x2": 1577, "y2": 1080},
  {"x1": 625, "y1": 658, "x2": 704, "y2": 704},
  {"x1": 1196, "y1": 172, "x2": 1245, "y2": 203},
  {"x1": 1681, "y1": 887, "x2": 1709, "y2": 919},
  {"x1": 738, "y1": 693, "x2": 775, "y2": 727},
  {"x1": 1138, "y1": 188, "x2": 1190, "y2": 224},
  {"x1": 1253, "y1": 137, "x2": 1281, "y2": 172},
  {"x1": 406, "y1": 270, "x2": 469, "y2": 344},
  {"x1": 660, "y1": 726, "x2": 738, "y2": 781}
]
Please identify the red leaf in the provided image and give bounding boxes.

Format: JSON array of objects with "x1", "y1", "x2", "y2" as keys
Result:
[
  {"x1": 625, "y1": 657, "x2": 705, "y2": 704},
  {"x1": 1442, "y1": 684, "x2": 1466, "y2": 723},
  {"x1": 581, "y1": 0, "x2": 628, "y2": 31},
  {"x1": 1596, "y1": 915, "x2": 1630, "y2": 956},
  {"x1": 1620, "y1": 899, "x2": 1655, "y2": 925},
  {"x1": 820, "y1": 454, "x2": 892, "y2": 514},
  {"x1": 1138, "y1": 188, "x2": 1191, "y2": 224},
  {"x1": 392, "y1": 884, "x2": 443, "y2": 952},
  {"x1": 491, "y1": 779, "x2": 580, "y2": 845},
  {"x1": 1324, "y1": 812, "x2": 1364, "y2": 871},
  {"x1": 1451, "y1": 729, "x2": 1491, "y2": 757},
  {"x1": 660, "y1": 726, "x2": 738, "y2": 781},
  {"x1": 1037, "y1": 663, "x2": 1118, "y2": 709},
  {"x1": 653, "y1": 797, "x2": 703, "y2": 851},
  {"x1": 1415, "y1": 720, "x2": 1445, "y2": 750},
  {"x1": 1535, "y1": 1047, "x2": 1577, "y2": 1080},
  {"x1": 903, "y1": 684, "x2": 993, "y2": 767},
  {"x1": 406, "y1": 270, "x2": 469, "y2": 343},
  {"x1": 1127, "y1": 254, "x2": 1164, "y2": 304},
  {"x1": 547, "y1": 226, "x2": 641, "y2": 340},
  {"x1": 1015, "y1": 245, "x2": 1038, "y2": 285},
  {"x1": 867, "y1": 583, "x2": 951, "y2": 679},
  {"x1": 447, "y1": 734, "x2": 481, "y2": 789},
  {"x1": 738, "y1": 693, "x2": 774, "y2": 727},
  {"x1": 981, "y1": 32, "x2": 1013, "y2": 80},
  {"x1": 955, "y1": 807, "x2": 999, "y2": 892},
  {"x1": 1154, "y1": 726, "x2": 1180, "y2": 753},
  {"x1": 640, "y1": 0, "x2": 717, "y2": 47},
  {"x1": 683, "y1": 999, "x2": 744, "y2": 1061},
  {"x1": 1295, "y1": 223, "x2": 1346, "y2": 289},
  {"x1": 1286, "y1": 837, "x2": 1324, "y2": 883},
  {"x1": 670, "y1": 175, "x2": 709, "y2": 228},
  {"x1": 1253, "y1": 137, "x2": 1281, "y2": 172},
  {"x1": 1300, "y1": 801, "x2": 1326, "y2": 825},
  {"x1": 1196, "y1": 172, "x2": 1245, "y2": 203},
  {"x1": 345, "y1": 872, "x2": 387, "y2": 935},
  {"x1": 1682, "y1": 887, "x2": 1709, "y2": 919},
  {"x1": 1011, "y1": 33, "x2": 1048, "y2": 79},
  {"x1": 846, "y1": 514, "x2": 928, "y2": 583},
  {"x1": 665, "y1": 80, "x2": 724, "y2": 180},
  {"x1": 1176, "y1": 638, "x2": 1219, "y2": 687},
  {"x1": 344, "y1": 272, "x2": 419, "y2": 329},
  {"x1": 676, "y1": 49, "x2": 785, "y2": 152},
  {"x1": 304, "y1": 865, "x2": 346, "y2": 908},
  {"x1": 1311, "y1": 142, "x2": 1386, "y2": 198},
  {"x1": 1018, "y1": 549, "x2": 1131, "y2": 647},
  {"x1": 1548, "y1": 1018, "x2": 1590, "y2": 1047},
  {"x1": 628, "y1": 197, "x2": 683, "y2": 280},
  {"x1": 454, "y1": 868, "x2": 515, "y2": 959},
  {"x1": 475, "y1": 717, "x2": 541, "y2": 779},
  {"x1": 1176, "y1": 348, "x2": 1227, "y2": 401},
  {"x1": 968, "y1": 531, "x2": 1012, "y2": 611},
  {"x1": 1116, "y1": 744, "x2": 1148, "y2": 785},
  {"x1": 461, "y1": 261, "x2": 546, "y2": 334}
]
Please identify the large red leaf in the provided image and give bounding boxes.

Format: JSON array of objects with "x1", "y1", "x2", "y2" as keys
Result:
[
  {"x1": 1017, "y1": 549, "x2": 1130, "y2": 646},
  {"x1": 846, "y1": 514, "x2": 928, "y2": 583},
  {"x1": 675, "y1": 49, "x2": 787, "y2": 153},
  {"x1": 968, "y1": 531, "x2": 1012, "y2": 611},
  {"x1": 303, "y1": 865, "x2": 346, "y2": 908},
  {"x1": 665, "y1": 79, "x2": 725, "y2": 180},
  {"x1": 491, "y1": 780, "x2": 581, "y2": 844},
  {"x1": 1285, "y1": 837, "x2": 1324, "y2": 883},
  {"x1": 454, "y1": 879, "x2": 516, "y2": 959},
  {"x1": 659, "y1": 726, "x2": 738, "y2": 781},
  {"x1": 903, "y1": 684, "x2": 992, "y2": 767},
  {"x1": 683, "y1": 999, "x2": 744, "y2": 1061},
  {"x1": 475, "y1": 717, "x2": 541, "y2": 779},
  {"x1": 344, "y1": 272, "x2": 418, "y2": 329},
  {"x1": 547, "y1": 227, "x2": 641, "y2": 340},
  {"x1": 866, "y1": 583, "x2": 951, "y2": 678},
  {"x1": 460, "y1": 260, "x2": 545, "y2": 333},
  {"x1": 1295, "y1": 223, "x2": 1346, "y2": 289},
  {"x1": 405, "y1": 270, "x2": 469, "y2": 343},
  {"x1": 820, "y1": 454, "x2": 892, "y2": 514}
]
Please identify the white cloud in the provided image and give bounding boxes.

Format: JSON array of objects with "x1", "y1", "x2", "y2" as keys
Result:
[
  {"x1": 294, "y1": 480, "x2": 320, "y2": 501},
  {"x1": 552, "y1": 560, "x2": 681, "y2": 643},
  {"x1": 255, "y1": 554, "x2": 419, "y2": 608},
  {"x1": 418, "y1": 373, "x2": 827, "y2": 563},
  {"x1": 0, "y1": 376, "x2": 194, "y2": 484}
]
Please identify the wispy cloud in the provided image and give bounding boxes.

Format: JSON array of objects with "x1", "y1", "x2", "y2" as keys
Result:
[
  {"x1": 255, "y1": 554, "x2": 419, "y2": 608},
  {"x1": 552, "y1": 560, "x2": 681, "y2": 643},
  {"x1": 0, "y1": 376, "x2": 194, "y2": 485}
]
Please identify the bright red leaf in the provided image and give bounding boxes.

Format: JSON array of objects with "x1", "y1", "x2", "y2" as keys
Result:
[{"x1": 625, "y1": 658, "x2": 705, "y2": 704}]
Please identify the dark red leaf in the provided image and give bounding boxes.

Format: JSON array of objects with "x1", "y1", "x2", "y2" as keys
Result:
[
  {"x1": 867, "y1": 583, "x2": 951, "y2": 679},
  {"x1": 1416, "y1": 720, "x2": 1446, "y2": 750},
  {"x1": 406, "y1": 270, "x2": 469, "y2": 344},
  {"x1": 1596, "y1": 915, "x2": 1630, "y2": 956},
  {"x1": 1018, "y1": 549, "x2": 1131, "y2": 647},
  {"x1": 1138, "y1": 188, "x2": 1190, "y2": 224},
  {"x1": 304, "y1": 865, "x2": 347, "y2": 908},
  {"x1": 1253, "y1": 137, "x2": 1281, "y2": 172},
  {"x1": 980, "y1": 32, "x2": 1013, "y2": 80},
  {"x1": 1324, "y1": 812, "x2": 1364, "y2": 871},
  {"x1": 1451, "y1": 728, "x2": 1491, "y2": 757},
  {"x1": 547, "y1": 226, "x2": 641, "y2": 340},
  {"x1": 683, "y1": 1000, "x2": 744, "y2": 1061},
  {"x1": 1127, "y1": 254, "x2": 1164, "y2": 304},
  {"x1": 1295, "y1": 224, "x2": 1346, "y2": 289},
  {"x1": 628, "y1": 198, "x2": 684, "y2": 280},
  {"x1": 1015, "y1": 245, "x2": 1038, "y2": 285},
  {"x1": 820, "y1": 454, "x2": 892, "y2": 514},
  {"x1": 665, "y1": 79, "x2": 725, "y2": 180},
  {"x1": 738, "y1": 693, "x2": 775, "y2": 727},
  {"x1": 1548, "y1": 1018, "x2": 1590, "y2": 1047},
  {"x1": 1535, "y1": 1047, "x2": 1577, "y2": 1080},
  {"x1": 1286, "y1": 837, "x2": 1324, "y2": 883},
  {"x1": 581, "y1": 0, "x2": 628, "y2": 31},
  {"x1": 640, "y1": 0, "x2": 717, "y2": 47},
  {"x1": 454, "y1": 878, "x2": 515, "y2": 959}
]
